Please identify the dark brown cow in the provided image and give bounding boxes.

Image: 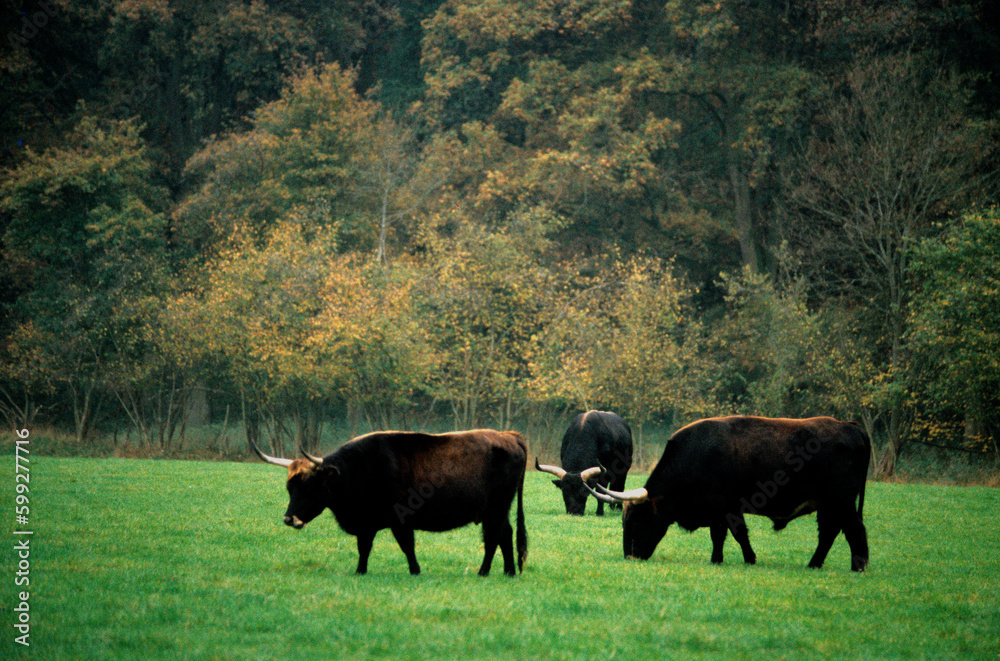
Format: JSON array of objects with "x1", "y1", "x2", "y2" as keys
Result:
[
  {"x1": 252, "y1": 429, "x2": 528, "y2": 576},
  {"x1": 587, "y1": 416, "x2": 870, "y2": 571}
]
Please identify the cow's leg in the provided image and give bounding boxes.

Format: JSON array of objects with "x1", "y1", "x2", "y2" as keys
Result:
[
  {"x1": 726, "y1": 512, "x2": 757, "y2": 564},
  {"x1": 355, "y1": 530, "x2": 376, "y2": 575},
  {"x1": 497, "y1": 519, "x2": 516, "y2": 576},
  {"x1": 480, "y1": 512, "x2": 517, "y2": 577},
  {"x1": 390, "y1": 525, "x2": 421, "y2": 575},
  {"x1": 709, "y1": 523, "x2": 727, "y2": 564},
  {"x1": 478, "y1": 520, "x2": 499, "y2": 576},
  {"x1": 808, "y1": 508, "x2": 842, "y2": 569},
  {"x1": 841, "y1": 507, "x2": 869, "y2": 572}
]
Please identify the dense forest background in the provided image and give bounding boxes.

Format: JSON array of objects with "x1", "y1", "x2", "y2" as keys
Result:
[{"x1": 2, "y1": 0, "x2": 999, "y2": 476}]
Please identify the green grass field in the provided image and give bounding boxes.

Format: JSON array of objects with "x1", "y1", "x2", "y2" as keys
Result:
[{"x1": 2, "y1": 454, "x2": 998, "y2": 660}]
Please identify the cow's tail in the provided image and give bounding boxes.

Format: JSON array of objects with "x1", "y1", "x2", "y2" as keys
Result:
[
  {"x1": 857, "y1": 476, "x2": 866, "y2": 521},
  {"x1": 854, "y1": 421, "x2": 871, "y2": 521},
  {"x1": 516, "y1": 466, "x2": 528, "y2": 573}
]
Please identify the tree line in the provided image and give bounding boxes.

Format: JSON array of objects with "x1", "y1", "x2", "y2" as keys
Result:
[{"x1": 2, "y1": 0, "x2": 999, "y2": 474}]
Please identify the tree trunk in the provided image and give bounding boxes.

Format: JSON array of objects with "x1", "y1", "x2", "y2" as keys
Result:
[
  {"x1": 71, "y1": 379, "x2": 99, "y2": 444},
  {"x1": 728, "y1": 160, "x2": 762, "y2": 273}
]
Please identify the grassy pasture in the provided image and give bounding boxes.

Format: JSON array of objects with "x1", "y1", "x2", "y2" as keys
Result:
[{"x1": 2, "y1": 454, "x2": 998, "y2": 660}]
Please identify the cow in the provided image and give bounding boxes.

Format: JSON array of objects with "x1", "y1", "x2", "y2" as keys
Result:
[
  {"x1": 585, "y1": 416, "x2": 870, "y2": 571},
  {"x1": 536, "y1": 410, "x2": 633, "y2": 516},
  {"x1": 251, "y1": 429, "x2": 528, "y2": 577}
]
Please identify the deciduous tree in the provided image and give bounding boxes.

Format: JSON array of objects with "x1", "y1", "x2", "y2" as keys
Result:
[
  {"x1": 906, "y1": 210, "x2": 1000, "y2": 457},
  {"x1": 172, "y1": 64, "x2": 379, "y2": 261},
  {"x1": 0, "y1": 113, "x2": 169, "y2": 441},
  {"x1": 783, "y1": 53, "x2": 998, "y2": 474}
]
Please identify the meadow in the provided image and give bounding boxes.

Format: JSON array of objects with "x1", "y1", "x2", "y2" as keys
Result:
[{"x1": 2, "y1": 453, "x2": 998, "y2": 660}]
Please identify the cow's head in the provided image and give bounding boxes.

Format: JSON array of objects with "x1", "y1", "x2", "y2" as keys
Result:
[
  {"x1": 620, "y1": 499, "x2": 670, "y2": 559},
  {"x1": 251, "y1": 442, "x2": 339, "y2": 529},
  {"x1": 584, "y1": 476, "x2": 670, "y2": 559},
  {"x1": 535, "y1": 459, "x2": 602, "y2": 515}
]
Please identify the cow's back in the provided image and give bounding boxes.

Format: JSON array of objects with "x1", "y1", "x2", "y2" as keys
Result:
[
  {"x1": 652, "y1": 416, "x2": 869, "y2": 522},
  {"x1": 343, "y1": 430, "x2": 526, "y2": 532},
  {"x1": 561, "y1": 411, "x2": 632, "y2": 471}
]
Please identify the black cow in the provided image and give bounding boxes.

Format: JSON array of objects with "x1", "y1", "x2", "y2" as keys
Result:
[
  {"x1": 251, "y1": 429, "x2": 528, "y2": 576},
  {"x1": 536, "y1": 410, "x2": 633, "y2": 516},
  {"x1": 587, "y1": 416, "x2": 870, "y2": 571}
]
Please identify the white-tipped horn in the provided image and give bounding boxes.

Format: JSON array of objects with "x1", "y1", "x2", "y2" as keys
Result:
[
  {"x1": 249, "y1": 439, "x2": 294, "y2": 468},
  {"x1": 535, "y1": 458, "x2": 567, "y2": 479},
  {"x1": 579, "y1": 466, "x2": 603, "y2": 482},
  {"x1": 596, "y1": 483, "x2": 649, "y2": 503}
]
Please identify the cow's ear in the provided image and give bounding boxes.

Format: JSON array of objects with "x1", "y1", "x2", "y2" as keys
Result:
[
  {"x1": 322, "y1": 464, "x2": 342, "y2": 478},
  {"x1": 551, "y1": 479, "x2": 562, "y2": 489}
]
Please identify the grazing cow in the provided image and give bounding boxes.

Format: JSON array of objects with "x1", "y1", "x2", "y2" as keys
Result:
[
  {"x1": 586, "y1": 416, "x2": 870, "y2": 571},
  {"x1": 536, "y1": 410, "x2": 633, "y2": 516},
  {"x1": 251, "y1": 429, "x2": 528, "y2": 577}
]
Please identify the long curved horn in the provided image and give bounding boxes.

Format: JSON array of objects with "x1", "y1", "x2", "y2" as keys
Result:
[
  {"x1": 583, "y1": 482, "x2": 617, "y2": 504},
  {"x1": 579, "y1": 466, "x2": 603, "y2": 482},
  {"x1": 535, "y1": 458, "x2": 567, "y2": 479},
  {"x1": 249, "y1": 439, "x2": 293, "y2": 468},
  {"x1": 596, "y1": 483, "x2": 649, "y2": 503},
  {"x1": 299, "y1": 447, "x2": 324, "y2": 466}
]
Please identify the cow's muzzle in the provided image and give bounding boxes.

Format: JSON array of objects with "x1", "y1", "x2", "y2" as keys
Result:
[{"x1": 283, "y1": 515, "x2": 305, "y2": 529}]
